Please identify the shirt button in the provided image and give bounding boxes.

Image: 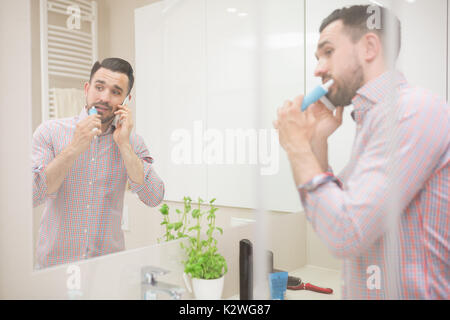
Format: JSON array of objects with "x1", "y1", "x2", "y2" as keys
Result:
[
  {"x1": 89, "y1": 181, "x2": 92, "y2": 185},
  {"x1": 86, "y1": 205, "x2": 90, "y2": 209},
  {"x1": 91, "y1": 158, "x2": 95, "y2": 162},
  {"x1": 84, "y1": 229, "x2": 88, "y2": 234},
  {"x1": 83, "y1": 254, "x2": 87, "y2": 259}
]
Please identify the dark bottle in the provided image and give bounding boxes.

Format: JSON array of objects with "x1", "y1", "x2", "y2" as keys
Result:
[{"x1": 239, "y1": 239, "x2": 253, "y2": 300}]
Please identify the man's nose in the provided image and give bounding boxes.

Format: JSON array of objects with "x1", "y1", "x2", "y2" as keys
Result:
[
  {"x1": 314, "y1": 59, "x2": 328, "y2": 78},
  {"x1": 99, "y1": 90, "x2": 112, "y2": 104}
]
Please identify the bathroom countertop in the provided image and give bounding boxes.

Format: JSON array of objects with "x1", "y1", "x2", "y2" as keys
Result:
[{"x1": 227, "y1": 265, "x2": 341, "y2": 300}]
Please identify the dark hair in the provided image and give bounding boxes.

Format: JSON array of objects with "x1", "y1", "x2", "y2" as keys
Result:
[
  {"x1": 320, "y1": 5, "x2": 401, "y2": 58},
  {"x1": 89, "y1": 57, "x2": 135, "y2": 95}
]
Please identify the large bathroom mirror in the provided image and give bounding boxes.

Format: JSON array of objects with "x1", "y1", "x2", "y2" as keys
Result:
[
  {"x1": 31, "y1": 0, "x2": 167, "y2": 270},
  {"x1": 31, "y1": 0, "x2": 448, "y2": 284}
]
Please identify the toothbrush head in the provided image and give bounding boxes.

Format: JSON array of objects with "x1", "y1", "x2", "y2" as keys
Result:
[{"x1": 323, "y1": 79, "x2": 334, "y2": 90}]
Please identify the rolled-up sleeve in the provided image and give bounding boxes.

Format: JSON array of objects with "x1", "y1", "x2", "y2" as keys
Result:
[
  {"x1": 128, "y1": 133, "x2": 165, "y2": 207},
  {"x1": 299, "y1": 92, "x2": 449, "y2": 259},
  {"x1": 32, "y1": 123, "x2": 57, "y2": 207}
]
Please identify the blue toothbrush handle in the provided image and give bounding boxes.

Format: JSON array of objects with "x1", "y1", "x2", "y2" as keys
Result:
[
  {"x1": 301, "y1": 86, "x2": 328, "y2": 111},
  {"x1": 88, "y1": 107, "x2": 99, "y2": 136}
]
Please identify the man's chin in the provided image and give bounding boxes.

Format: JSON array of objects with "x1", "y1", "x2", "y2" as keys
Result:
[
  {"x1": 100, "y1": 116, "x2": 115, "y2": 125},
  {"x1": 328, "y1": 92, "x2": 354, "y2": 107}
]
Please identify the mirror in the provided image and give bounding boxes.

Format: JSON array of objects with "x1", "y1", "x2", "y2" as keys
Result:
[
  {"x1": 32, "y1": 0, "x2": 448, "y2": 281},
  {"x1": 31, "y1": 0, "x2": 167, "y2": 270}
]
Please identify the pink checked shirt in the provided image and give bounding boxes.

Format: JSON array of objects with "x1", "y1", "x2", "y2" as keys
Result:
[
  {"x1": 32, "y1": 108, "x2": 164, "y2": 269},
  {"x1": 299, "y1": 71, "x2": 449, "y2": 299}
]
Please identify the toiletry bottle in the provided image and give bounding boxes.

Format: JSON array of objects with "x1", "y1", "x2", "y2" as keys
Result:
[{"x1": 239, "y1": 239, "x2": 253, "y2": 300}]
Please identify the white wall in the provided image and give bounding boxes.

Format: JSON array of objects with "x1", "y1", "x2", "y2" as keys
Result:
[
  {"x1": 394, "y1": 0, "x2": 447, "y2": 99},
  {"x1": 0, "y1": 0, "x2": 34, "y2": 298}
]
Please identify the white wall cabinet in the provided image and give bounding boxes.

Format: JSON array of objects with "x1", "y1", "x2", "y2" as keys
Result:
[
  {"x1": 205, "y1": 0, "x2": 305, "y2": 211},
  {"x1": 135, "y1": 0, "x2": 208, "y2": 203},
  {"x1": 136, "y1": 0, "x2": 305, "y2": 212}
]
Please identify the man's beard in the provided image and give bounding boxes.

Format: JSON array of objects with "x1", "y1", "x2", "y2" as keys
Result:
[
  {"x1": 327, "y1": 60, "x2": 364, "y2": 107},
  {"x1": 86, "y1": 101, "x2": 115, "y2": 124},
  {"x1": 100, "y1": 114, "x2": 115, "y2": 125}
]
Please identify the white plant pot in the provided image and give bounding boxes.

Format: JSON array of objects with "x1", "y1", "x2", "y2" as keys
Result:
[{"x1": 183, "y1": 273, "x2": 225, "y2": 300}]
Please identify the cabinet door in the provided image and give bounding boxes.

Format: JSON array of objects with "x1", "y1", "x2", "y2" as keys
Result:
[
  {"x1": 206, "y1": 0, "x2": 305, "y2": 211},
  {"x1": 394, "y1": 0, "x2": 447, "y2": 99},
  {"x1": 135, "y1": 0, "x2": 208, "y2": 202}
]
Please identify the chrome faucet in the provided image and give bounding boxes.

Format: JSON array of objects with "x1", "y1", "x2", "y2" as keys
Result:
[{"x1": 141, "y1": 266, "x2": 185, "y2": 300}]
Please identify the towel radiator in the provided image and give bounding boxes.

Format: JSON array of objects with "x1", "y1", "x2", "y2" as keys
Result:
[{"x1": 40, "y1": 0, "x2": 98, "y2": 121}]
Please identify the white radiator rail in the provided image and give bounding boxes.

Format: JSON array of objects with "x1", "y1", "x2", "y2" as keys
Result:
[{"x1": 40, "y1": 0, "x2": 98, "y2": 121}]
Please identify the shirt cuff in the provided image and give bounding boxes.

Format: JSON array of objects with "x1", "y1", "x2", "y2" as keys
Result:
[
  {"x1": 127, "y1": 155, "x2": 154, "y2": 194},
  {"x1": 297, "y1": 172, "x2": 342, "y2": 192},
  {"x1": 127, "y1": 161, "x2": 152, "y2": 194},
  {"x1": 128, "y1": 176, "x2": 146, "y2": 194},
  {"x1": 33, "y1": 165, "x2": 58, "y2": 199}
]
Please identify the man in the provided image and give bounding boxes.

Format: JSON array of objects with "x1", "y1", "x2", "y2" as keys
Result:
[
  {"x1": 274, "y1": 5, "x2": 448, "y2": 299},
  {"x1": 32, "y1": 58, "x2": 165, "y2": 269}
]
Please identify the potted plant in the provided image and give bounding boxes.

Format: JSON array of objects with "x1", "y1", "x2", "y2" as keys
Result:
[{"x1": 158, "y1": 197, "x2": 228, "y2": 300}]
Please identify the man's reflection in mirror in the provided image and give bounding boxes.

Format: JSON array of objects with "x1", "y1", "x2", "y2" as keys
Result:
[{"x1": 32, "y1": 58, "x2": 164, "y2": 269}]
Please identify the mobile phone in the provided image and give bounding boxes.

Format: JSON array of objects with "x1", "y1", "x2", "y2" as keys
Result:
[{"x1": 113, "y1": 95, "x2": 130, "y2": 127}]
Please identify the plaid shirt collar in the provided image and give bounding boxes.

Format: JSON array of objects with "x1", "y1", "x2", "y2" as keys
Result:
[{"x1": 351, "y1": 70, "x2": 408, "y2": 124}]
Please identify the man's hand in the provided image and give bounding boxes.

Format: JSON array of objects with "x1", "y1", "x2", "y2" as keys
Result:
[
  {"x1": 273, "y1": 96, "x2": 343, "y2": 153},
  {"x1": 113, "y1": 103, "x2": 133, "y2": 147},
  {"x1": 273, "y1": 95, "x2": 344, "y2": 185},
  {"x1": 113, "y1": 103, "x2": 144, "y2": 185},
  {"x1": 309, "y1": 100, "x2": 344, "y2": 143},
  {"x1": 273, "y1": 95, "x2": 314, "y2": 155},
  {"x1": 44, "y1": 114, "x2": 100, "y2": 194},
  {"x1": 69, "y1": 114, "x2": 101, "y2": 156}
]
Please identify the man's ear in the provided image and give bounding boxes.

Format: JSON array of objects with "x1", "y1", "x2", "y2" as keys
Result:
[
  {"x1": 84, "y1": 81, "x2": 90, "y2": 97},
  {"x1": 362, "y1": 32, "x2": 381, "y2": 63}
]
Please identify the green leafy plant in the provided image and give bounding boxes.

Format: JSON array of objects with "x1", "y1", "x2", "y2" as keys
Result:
[
  {"x1": 157, "y1": 197, "x2": 228, "y2": 280},
  {"x1": 157, "y1": 196, "x2": 191, "y2": 243}
]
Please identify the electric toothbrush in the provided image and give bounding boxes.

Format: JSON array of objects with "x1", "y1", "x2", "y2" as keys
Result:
[
  {"x1": 88, "y1": 106, "x2": 100, "y2": 137},
  {"x1": 88, "y1": 106, "x2": 98, "y2": 116},
  {"x1": 301, "y1": 79, "x2": 335, "y2": 112}
]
